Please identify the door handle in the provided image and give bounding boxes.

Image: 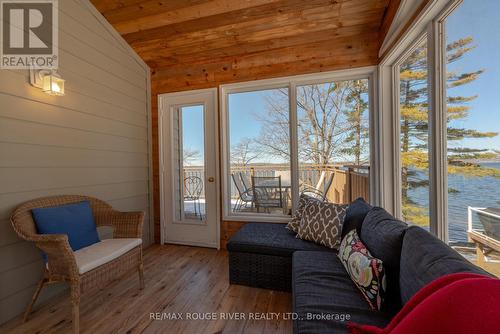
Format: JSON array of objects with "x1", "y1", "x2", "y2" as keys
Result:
[{"x1": 208, "y1": 177, "x2": 215, "y2": 183}]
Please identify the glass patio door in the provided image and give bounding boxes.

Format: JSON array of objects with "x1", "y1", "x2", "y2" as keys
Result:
[{"x1": 159, "y1": 89, "x2": 219, "y2": 248}]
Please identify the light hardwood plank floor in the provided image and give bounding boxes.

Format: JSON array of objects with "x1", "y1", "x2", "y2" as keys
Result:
[{"x1": 0, "y1": 245, "x2": 293, "y2": 334}]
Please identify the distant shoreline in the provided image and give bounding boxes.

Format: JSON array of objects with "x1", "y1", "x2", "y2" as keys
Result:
[{"x1": 470, "y1": 160, "x2": 500, "y2": 164}]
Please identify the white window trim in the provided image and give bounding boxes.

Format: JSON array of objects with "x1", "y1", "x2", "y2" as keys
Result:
[
  {"x1": 379, "y1": 0, "x2": 429, "y2": 57},
  {"x1": 430, "y1": 0, "x2": 463, "y2": 242},
  {"x1": 379, "y1": 0, "x2": 463, "y2": 241},
  {"x1": 391, "y1": 32, "x2": 429, "y2": 221},
  {"x1": 220, "y1": 67, "x2": 377, "y2": 222}
]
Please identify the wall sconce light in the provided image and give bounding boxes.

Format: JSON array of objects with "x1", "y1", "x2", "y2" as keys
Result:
[{"x1": 30, "y1": 69, "x2": 65, "y2": 96}]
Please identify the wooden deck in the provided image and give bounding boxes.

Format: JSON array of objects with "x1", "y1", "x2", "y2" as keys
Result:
[{"x1": 0, "y1": 245, "x2": 293, "y2": 334}]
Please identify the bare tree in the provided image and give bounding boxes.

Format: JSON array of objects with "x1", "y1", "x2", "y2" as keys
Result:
[
  {"x1": 253, "y1": 82, "x2": 367, "y2": 165},
  {"x1": 231, "y1": 137, "x2": 260, "y2": 166},
  {"x1": 183, "y1": 148, "x2": 201, "y2": 166},
  {"x1": 252, "y1": 88, "x2": 291, "y2": 162}
]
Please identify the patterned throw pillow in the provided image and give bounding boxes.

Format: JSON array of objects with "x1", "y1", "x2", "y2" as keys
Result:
[
  {"x1": 296, "y1": 201, "x2": 347, "y2": 249},
  {"x1": 286, "y1": 194, "x2": 321, "y2": 233},
  {"x1": 338, "y1": 229, "x2": 386, "y2": 310}
]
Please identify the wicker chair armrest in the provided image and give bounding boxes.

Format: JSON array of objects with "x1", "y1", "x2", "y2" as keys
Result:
[
  {"x1": 30, "y1": 233, "x2": 67, "y2": 244},
  {"x1": 32, "y1": 234, "x2": 79, "y2": 278},
  {"x1": 96, "y1": 210, "x2": 144, "y2": 239}
]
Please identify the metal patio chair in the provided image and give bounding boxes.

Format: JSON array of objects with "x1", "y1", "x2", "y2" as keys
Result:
[
  {"x1": 232, "y1": 172, "x2": 254, "y2": 212},
  {"x1": 184, "y1": 176, "x2": 203, "y2": 219},
  {"x1": 300, "y1": 172, "x2": 334, "y2": 201},
  {"x1": 251, "y1": 176, "x2": 284, "y2": 213}
]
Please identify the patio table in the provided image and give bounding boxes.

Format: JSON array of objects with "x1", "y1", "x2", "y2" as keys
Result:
[{"x1": 253, "y1": 181, "x2": 291, "y2": 215}]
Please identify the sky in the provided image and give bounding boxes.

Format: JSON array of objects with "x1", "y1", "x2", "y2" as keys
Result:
[
  {"x1": 228, "y1": 89, "x2": 284, "y2": 163},
  {"x1": 181, "y1": 0, "x2": 500, "y2": 165},
  {"x1": 181, "y1": 105, "x2": 205, "y2": 165},
  {"x1": 446, "y1": 0, "x2": 500, "y2": 151}
]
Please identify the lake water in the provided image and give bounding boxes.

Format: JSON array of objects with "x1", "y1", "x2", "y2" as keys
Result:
[{"x1": 408, "y1": 162, "x2": 500, "y2": 243}]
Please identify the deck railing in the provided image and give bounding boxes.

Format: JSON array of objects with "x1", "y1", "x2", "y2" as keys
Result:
[{"x1": 183, "y1": 163, "x2": 370, "y2": 204}]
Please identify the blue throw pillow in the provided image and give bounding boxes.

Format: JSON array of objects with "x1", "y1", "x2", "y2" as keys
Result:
[{"x1": 32, "y1": 201, "x2": 100, "y2": 253}]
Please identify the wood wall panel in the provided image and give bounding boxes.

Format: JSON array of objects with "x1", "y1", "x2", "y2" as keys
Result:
[{"x1": 221, "y1": 221, "x2": 247, "y2": 249}]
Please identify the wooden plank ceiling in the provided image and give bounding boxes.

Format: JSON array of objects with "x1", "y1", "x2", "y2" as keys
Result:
[{"x1": 91, "y1": 0, "x2": 396, "y2": 93}]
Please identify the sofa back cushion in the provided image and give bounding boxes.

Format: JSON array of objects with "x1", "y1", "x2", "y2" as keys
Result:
[
  {"x1": 399, "y1": 226, "x2": 491, "y2": 305},
  {"x1": 32, "y1": 201, "x2": 100, "y2": 252},
  {"x1": 360, "y1": 207, "x2": 408, "y2": 313},
  {"x1": 341, "y1": 197, "x2": 372, "y2": 240}
]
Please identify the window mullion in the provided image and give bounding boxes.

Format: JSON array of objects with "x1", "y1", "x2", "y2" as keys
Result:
[
  {"x1": 428, "y1": 19, "x2": 448, "y2": 241},
  {"x1": 289, "y1": 82, "x2": 299, "y2": 212},
  {"x1": 392, "y1": 65, "x2": 402, "y2": 219}
]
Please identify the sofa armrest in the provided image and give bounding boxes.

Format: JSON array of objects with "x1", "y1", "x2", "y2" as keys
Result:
[
  {"x1": 95, "y1": 210, "x2": 144, "y2": 239},
  {"x1": 32, "y1": 234, "x2": 79, "y2": 279}
]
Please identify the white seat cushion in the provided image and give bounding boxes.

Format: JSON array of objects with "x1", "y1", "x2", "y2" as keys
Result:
[{"x1": 74, "y1": 238, "x2": 142, "y2": 274}]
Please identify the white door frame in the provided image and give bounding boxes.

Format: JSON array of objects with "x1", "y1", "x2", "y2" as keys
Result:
[{"x1": 158, "y1": 88, "x2": 220, "y2": 249}]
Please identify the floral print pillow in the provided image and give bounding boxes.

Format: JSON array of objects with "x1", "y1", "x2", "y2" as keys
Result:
[{"x1": 338, "y1": 229, "x2": 386, "y2": 310}]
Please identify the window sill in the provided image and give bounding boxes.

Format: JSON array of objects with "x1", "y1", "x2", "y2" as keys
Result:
[{"x1": 222, "y1": 214, "x2": 290, "y2": 223}]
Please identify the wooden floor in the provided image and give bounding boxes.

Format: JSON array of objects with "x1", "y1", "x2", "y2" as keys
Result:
[{"x1": 0, "y1": 245, "x2": 293, "y2": 334}]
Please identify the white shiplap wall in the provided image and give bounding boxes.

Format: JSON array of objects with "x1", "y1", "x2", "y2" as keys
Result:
[{"x1": 0, "y1": 0, "x2": 152, "y2": 324}]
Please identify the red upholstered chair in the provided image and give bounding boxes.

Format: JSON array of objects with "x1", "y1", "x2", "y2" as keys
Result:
[{"x1": 348, "y1": 273, "x2": 500, "y2": 334}]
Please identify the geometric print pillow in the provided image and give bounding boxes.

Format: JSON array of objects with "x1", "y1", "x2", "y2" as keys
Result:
[
  {"x1": 338, "y1": 229, "x2": 386, "y2": 311},
  {"x1": 296, "y1": 201, "x2": 347, "y2": 249},
  {"x1": 286, "y1": 193, "x2": 321, "y2": 233}
]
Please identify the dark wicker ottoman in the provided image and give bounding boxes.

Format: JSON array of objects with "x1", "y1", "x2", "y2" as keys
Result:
[{"x1": 226, "y1": 223, "x2": 332, "y2": 292}]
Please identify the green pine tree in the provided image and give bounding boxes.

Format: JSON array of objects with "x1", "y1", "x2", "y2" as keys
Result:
[{"x1": 342, "y1": 79, "x2": 370, "y2": 165}]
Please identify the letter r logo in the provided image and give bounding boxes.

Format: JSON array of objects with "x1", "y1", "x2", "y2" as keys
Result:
[{"x1": 2, "y1": 1, "x2": 53, "y2": 54}]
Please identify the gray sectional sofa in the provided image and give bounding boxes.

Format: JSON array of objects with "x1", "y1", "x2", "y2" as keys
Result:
[{"x1": 227, "y1": 201, "x2": 491, "y2": 334}]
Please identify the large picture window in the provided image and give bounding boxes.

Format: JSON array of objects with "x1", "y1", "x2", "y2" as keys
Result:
[
  {"x1": 222, "y1": 71, "x2": 374, "y2": 221},
  {"x1": 381, "y1": 0, "x2": 500, "y2": 274},
  {"x1": 398, "y1": 38, "x2": 430, "y2": 228},
  {"x1": 443, "y1": 0, "x2": 500, "y2": 253},
  {"x1": 297, "y1": 81, "x2": 370, "y2": 205},
  {"x1": 228, "y1": 88, "x2": 291, "y2": 217}
]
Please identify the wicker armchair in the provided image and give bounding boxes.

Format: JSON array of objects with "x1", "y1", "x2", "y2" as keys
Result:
[{"x1": 10, "y1": 195, "x2": 145, "y2": 334}]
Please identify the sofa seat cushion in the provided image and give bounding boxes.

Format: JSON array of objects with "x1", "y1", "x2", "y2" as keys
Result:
[
  {"x1": 74, "y1": 238, "x2": 142, "y2": 274},
  {"x1": 399, "y1": 226, "x2": 491, "y2": 305},
  {"x1": 227, "y1": 223, "x2": 332, "y2": 257},
  {"x1": 293, "y1": 251, "x2": 391, "y2": 334}
]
